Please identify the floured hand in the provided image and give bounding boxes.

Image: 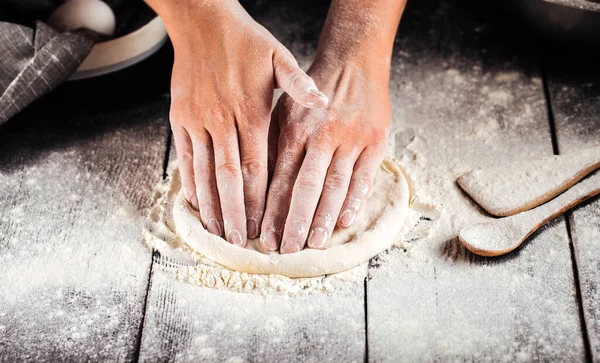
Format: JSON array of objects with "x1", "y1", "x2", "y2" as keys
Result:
[
  {"x1": 144, "y1": 0, "x2": 328, "y2": 247},
  {"x1": 260, "y1": 60, "x2": 391, "y2": 254}
]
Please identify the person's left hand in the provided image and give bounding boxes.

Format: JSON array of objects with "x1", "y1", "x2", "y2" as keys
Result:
[{"x1": 259, "y1": 59, "x2": 391, "y2": 254}]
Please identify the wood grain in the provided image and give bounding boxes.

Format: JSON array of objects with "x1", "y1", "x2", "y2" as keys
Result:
[
  {"x1": 459, "y1": 171, "x2": 600, "y2": 256},
  {"x1": 457, "y1": 145, "x2": 600, "y2": 217},
  {"x1": 546, "y1": 49, "x2": 600, "y2": 361},
  {"x1": 367, "y1": 0, "x2": 586, "y2": 361},
  {"x1": 0, "y1": 81, "x2": 170, "y2": 361},
  {"x1": 139, "y1": 134, "x2": 366, "y2": 363},
  {"x1": 139, "y1": 263, "x2": 366, "y2": 363},
  {"x1": 2, "y1": 0, "x2": 597, "y2": 360}
]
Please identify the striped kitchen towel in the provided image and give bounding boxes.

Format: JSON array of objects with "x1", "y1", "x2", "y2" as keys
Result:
[{"x1": 0, "y1": 21, "x2": 93, "y2": 124}]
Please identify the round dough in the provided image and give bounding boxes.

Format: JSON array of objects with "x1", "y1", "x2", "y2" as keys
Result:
[{"x1": 173, "y1": 157, "x2": 410, "y2": 278}]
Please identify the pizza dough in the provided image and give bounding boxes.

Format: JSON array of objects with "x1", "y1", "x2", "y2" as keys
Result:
[{"x1": 173, "y1": 157, "x2": 410, "y2": 278}]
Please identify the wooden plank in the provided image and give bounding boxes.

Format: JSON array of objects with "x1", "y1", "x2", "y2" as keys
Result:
[
  {"x1": 140, "y1": 138, "x2": 366, "y2": 363},
  {"x1": 0, "y1": 80, "x2": 170, "y2": 361},
  {"x1": 138, "y1": 2, "x2": 366, "y2": 362},
  {"x1": 367, "y1": 0, "x2": 586, "y2": 361},
  {"x1": 546, "y1": 50, "x2": 600, "y2": 361},
  {"x1": 139, "y1": 266, "x2": 365, "y2": 363},
  {"x1": 140, "y1": 139, "x2": 366, "y2": 363}
]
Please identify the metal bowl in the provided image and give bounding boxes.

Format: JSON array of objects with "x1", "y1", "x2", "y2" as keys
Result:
[
  {"x1": 509, "y1": 0, "x2": 600, "y2": 44},
  {"x1": 69, "y1": 16, "x2": 167, "y2": 80}
]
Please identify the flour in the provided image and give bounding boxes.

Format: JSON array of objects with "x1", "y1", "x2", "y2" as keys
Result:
[
  {"x1": 465, "y1": 117, "x2": 500, "y2": 143},
  {"x1": 143, "y1": 162, "x2": 435, "y2": 296},
  {"x1": 458, "y1": 145, "x2": 600, "y2": 216},
  {"x1": 487, "y1": 90, "x2": 513, "y2": 106},
  {"x1": 460, "y1": 169, "x2": 600, "y2": 255},
  {"x1": 381, "y1": 48, "x2": 558, "y2": 263},
  {"x1": 0, "y1": 124, "x2": 164, "y2": 360},
  {"x1": 361, "y1": 51, "x2": 591, "y2": 359}
]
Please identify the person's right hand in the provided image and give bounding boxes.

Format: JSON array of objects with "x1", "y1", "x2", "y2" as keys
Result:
[{"x1": 146, "y1": 0, "x2": 329, "y2": 247}]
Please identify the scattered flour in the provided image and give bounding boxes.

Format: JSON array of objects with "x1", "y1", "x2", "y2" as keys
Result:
[
  {"x1": 143, "y1": 163, "x2": 438, "y2": 296},
  {"x1": 487, "y1": 90, "x2": 513, "y2": 106},
  {"x1": 0, "y1": 114, "x2": 166, "y2": 360},
  {"x1": 457, "y1": 145, "x2": 600, "y2": 216},
  {"x1": 362, "y1": 31, "x2": 588, "y2": 358}
]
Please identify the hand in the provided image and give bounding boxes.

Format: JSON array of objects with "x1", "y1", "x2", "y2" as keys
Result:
[
  {"x1": 259, "y1": 60, "x2": 391, "y2": 254},
  {"x1": 146, "y1": 0, "x2": 329, "y2": 246}
]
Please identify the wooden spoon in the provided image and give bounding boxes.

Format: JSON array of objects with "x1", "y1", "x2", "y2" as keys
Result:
[
  {"x1": 459, "y1": 171, "x2": 600, "y2": 257},
  {"x1": 458, "y1": 145, "x2": 600, "y2": 217}
]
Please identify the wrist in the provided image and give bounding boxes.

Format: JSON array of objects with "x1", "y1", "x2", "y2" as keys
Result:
[
  {"x1": 312, "y1": 49, "x2": 391, "y2": 85},
  {"x1": 145, "y1": 0, "x2": 236, "y2": 42},
  {"x1": 313, "y1": 0, "x2": 404, "y2": 85},
  {"x1": 313, "y1": 33, "x2": 394, "y2": 82}
]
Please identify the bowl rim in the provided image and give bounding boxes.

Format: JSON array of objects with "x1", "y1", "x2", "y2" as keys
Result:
[
  {"x1": 542, "y1": 0, "x2": 600, "y2": 13},
  {"x1": 69, "y1": 16, "x2": 168, "y2": 80}
]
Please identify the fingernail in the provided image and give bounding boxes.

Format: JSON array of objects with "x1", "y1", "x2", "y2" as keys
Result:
[
  {"x1": 229, "y1": 230, "x2": 244, "y2": 246},
  {"x1": 281, "y1": 238, "x2": 301, "y2": 254},
  {"x1": 260, "y1": 231, "x2": 279, "y2": 252},
  {"x1": 308, "y1": 228, "x2": 327, "y2": 248},
  {"x1": 207, "y1": 220, "x2": 222, "y2": 236},
  {"x1": 308, "y1": 87, "x2": 326, "y2": 98},
  {"x1": 186, "y1": 192, "x2": 198, "y2": 210},
  {"x1": 247, "y1": 219, "x2": 258, "y2": 239},
  {"x1": 306, "y1": 87, "x2": 329, "y2": 108},
  {"x1": 348, "y1": 197, "x2": 362, "y2": 212},
  {"x1": 339, "y1": 210, "x2": 356, "y2": 227}
]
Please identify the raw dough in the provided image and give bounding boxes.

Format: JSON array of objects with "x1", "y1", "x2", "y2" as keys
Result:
[{"x1": 173, "y1": 157, "x2": 410, "y2": 278}]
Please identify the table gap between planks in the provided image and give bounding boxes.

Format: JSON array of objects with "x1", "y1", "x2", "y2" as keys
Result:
[
  {"x1": 365, "y1": 0, "x2": 587, "y2": 361},
  {"x1": 0, "y1": 65, "x2": 171, "y2": 360},
  {"x1": 138, "y1": 2, "x2": 367, "y2": 362},
  {"x1": 545, "y1": 47, "x2": 600, "y2": 362}
]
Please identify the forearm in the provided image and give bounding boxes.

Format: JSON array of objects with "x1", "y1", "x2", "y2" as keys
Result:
[
  {"x1": 144, "y1": 0, "x2": 200, "y2": 27},
  {"x1": 144, "y1": 0, "x2": 244, "y2": 42},
  {"x1": 315, "y1": 0, "x2": 406, "y2": 74}
]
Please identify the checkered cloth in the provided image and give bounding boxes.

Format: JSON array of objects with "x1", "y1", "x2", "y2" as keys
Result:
[{"x1": 0, "y1": 21, "x2": 93, "y2": 124}]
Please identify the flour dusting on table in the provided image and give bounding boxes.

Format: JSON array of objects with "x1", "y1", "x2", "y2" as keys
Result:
[{"x1": 143, "y1": 164, "x2": 435, "y2": 296}]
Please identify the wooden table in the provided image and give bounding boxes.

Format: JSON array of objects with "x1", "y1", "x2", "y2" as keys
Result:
[{"x1": 1, "y1": 0, "x2": 599, "y2": 361}]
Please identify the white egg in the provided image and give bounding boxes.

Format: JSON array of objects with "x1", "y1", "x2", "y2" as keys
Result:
[{"x1": 48, "y1": 0, "x2": 116, "y2": 37}]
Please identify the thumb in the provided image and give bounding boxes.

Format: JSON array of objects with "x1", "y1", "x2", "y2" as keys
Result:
[{"x1": 273, "y1": 50, "x2": 329, "y2": 109}]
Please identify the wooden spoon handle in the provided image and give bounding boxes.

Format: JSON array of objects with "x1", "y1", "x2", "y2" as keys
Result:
[
  {"x1": 458, "y1": 145, "x2": 600, "y2": 217},
  {"x1": 460, "y1": 171, "x2": 600, "y2": 257},
  {"x1": 524, "y1": 171, "x2": 600, "y2": 229}
]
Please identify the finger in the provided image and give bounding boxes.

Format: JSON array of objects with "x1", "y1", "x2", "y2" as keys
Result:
[
  {"x1": 213, "y1": 129, "x2": 247, "y2": 247},
  {"x1": 267, "y1": 106, "x2": 280, "y2": 182},
  {"x1": 307, "y1": 152, "x2": 356, "y2": 249},
  {"x1": 172, "y1": 126, "x2": 198, "y2": 210},
  {"x1": 238, "y1": 125, "x2": 269, "y2": 239},
  {"x1": 191, "y1": 129, "x2": 223, "y2": 237},
  {"x1": 280, "y1": 148, "x2": 332, "y2": 254},
  {"x1": 260, "y1": 139, "x2": 304, "y2": 253},
  {"x1": 338, "y1": 147, "x2": 385, "y2": 228},
  {"x1": 273, "y1": 48, "x2": 328, "y2": 109}
]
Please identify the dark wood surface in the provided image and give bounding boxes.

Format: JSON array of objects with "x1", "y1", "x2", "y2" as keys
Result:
[
  {"x1": 547, "y1": 51, "x2": 600, "y2": 362},
  {"x1": 367, "y1": 1, "x2": 586, "y2": 361},
  {"x1": 0, "y1": 75, "x2": 170, "y2": 361},
  {"x1": 0, "y1": 0, "x2": 598, "y2": 361}
]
